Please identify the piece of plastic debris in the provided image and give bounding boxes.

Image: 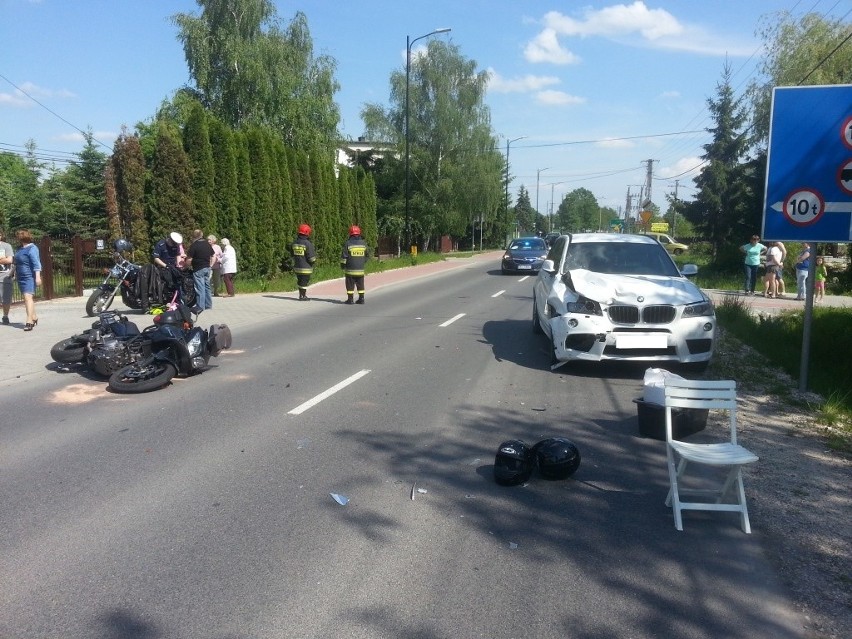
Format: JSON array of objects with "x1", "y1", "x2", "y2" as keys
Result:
[
  {"x1": 417, "y1": 488, "x2": 428, "y2": 494},
  {"x1": 411, "y1": 482, "x2": 417, "y2": 500},
  {"x1": 330, "y1": 493, "x2": 349, "y2": 505},
  {"x1": 509, "y1": 542, "x2": 518, "y2": 549}
]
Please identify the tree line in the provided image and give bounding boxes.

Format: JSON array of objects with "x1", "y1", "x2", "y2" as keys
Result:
[{"x1": 0, "y1": 4, "x2": 848, "y2": 267}]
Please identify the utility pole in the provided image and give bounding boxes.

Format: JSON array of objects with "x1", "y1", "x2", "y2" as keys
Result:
[
  {"x1": 642, "y1": 159, "x2": 656, "y2": 209},
  {"x1": 671, "y1": 179, "x2": 680, "y2": 236}
]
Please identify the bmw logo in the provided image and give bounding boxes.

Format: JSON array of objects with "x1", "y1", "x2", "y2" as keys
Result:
[{"x1": 637, "y1": 296, "x2": 644, "y2": 303}]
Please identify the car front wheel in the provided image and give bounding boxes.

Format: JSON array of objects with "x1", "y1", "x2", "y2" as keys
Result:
[{"x1": 532, "y1": 296, "x2": 543, "y2": 334}]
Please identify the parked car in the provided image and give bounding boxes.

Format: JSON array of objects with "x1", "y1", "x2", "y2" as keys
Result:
[
  {"x1": 501, "y1": 237, "x2": 549, "y2": 274},
  {"x1": 532, "y1": 233, "x2": 715, "y2": 372},
  {"x1": 646, "y1": 232, "x2": 689, "y2": 255}
]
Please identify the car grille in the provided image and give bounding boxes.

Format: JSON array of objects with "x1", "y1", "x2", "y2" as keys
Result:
[{"x1": 608, "y1": 304, "x2": 676, "y2": 324}]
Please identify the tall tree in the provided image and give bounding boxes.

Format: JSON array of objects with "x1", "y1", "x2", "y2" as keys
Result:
[
  {"x1": 109, "y1": 130, "x2": 149, "y2": 255},
  {"x1": 513, "y1": 185, "x2": 535, "y2": 235},
  {"x1": 749, "y1": 11, "x2": 852, "y2": 146},
  {"x1": 172, "y1": 0, "x2": 340, "y2": 154},
  {"x1": 208, "y1": 117, "x2": 240, "y2": 243},
  {"x1": 558, "y1": 188, "x2": 599, "y2": 233},
  {"x1": 362, "y1": 40, "x2": 502, "y2": 249},
  {"x1": 183, "y1": 102, "x2": 217, "y2": 233},
  {"x1": 148, "y1": 121, "x2": 196, "y2": 243},
  {"x1": 685, "y1": 63, "x2": 749, "y2": 257}
]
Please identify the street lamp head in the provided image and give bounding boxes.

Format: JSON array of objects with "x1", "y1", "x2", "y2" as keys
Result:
[{"x1": 433, "y1": 27, "x2": 451, "y2": 34}]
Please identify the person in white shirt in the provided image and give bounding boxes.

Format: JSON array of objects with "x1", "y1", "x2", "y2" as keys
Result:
[{"x1": 219, "y1": 238, "x2": 238, "y2": 296}]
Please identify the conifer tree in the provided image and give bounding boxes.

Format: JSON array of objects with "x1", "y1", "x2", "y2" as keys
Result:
[
  {"x1": 110, "y1": 130, "x2": 148, "y2": 256},
  {"x1": 246, "y1": 128, "x2": 275, "y2": 275},
  {"x1": 148, "y1": 121, "x2": 195, "y2": 244},
  {"x1": 208, "y1": 117, "x2": 240, "y2": 242},
  {"x1": 233, "y1": 131, "x2": 256, "y2": 274},
  {"x1": 183, "y1": 102, "x2": 217, "y2": 233}
]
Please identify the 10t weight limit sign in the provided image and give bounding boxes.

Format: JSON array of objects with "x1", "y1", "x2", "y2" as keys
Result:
[{"x1": 782, "y1": 188, "x2": 823, "y2": 226}]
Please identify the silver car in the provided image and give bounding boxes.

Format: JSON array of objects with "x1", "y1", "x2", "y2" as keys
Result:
[{"x1": 532, "y1": 233, "x2": 715, "y2": 372}]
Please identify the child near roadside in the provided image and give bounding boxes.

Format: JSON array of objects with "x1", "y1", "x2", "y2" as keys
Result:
[{"x1": 814, "y1": 256, "x2": 827, "y2": 302}]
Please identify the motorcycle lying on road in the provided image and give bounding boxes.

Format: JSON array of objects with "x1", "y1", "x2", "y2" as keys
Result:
[
  {"x1": 86, "y1": 240, "x2": 142, "y2": 317},
  {"x1": 50, "y1": 310, "x2": 153, "y2": 377},
  {"x1": 108, "y1": 305, "x2": 231, "y2": 393}
]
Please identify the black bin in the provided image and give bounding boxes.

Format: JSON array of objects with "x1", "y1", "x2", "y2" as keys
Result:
[{"x1": 633, "y1": 398, "x2": 708, "y2": 441}]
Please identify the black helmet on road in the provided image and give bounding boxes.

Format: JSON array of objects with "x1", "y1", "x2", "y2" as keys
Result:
[
  {"x1": 493, "y1": 439, "x2": 535, "y2": 486},
  {"x1": 534, "y1": 437, "x2": 581, "y2": 480}
]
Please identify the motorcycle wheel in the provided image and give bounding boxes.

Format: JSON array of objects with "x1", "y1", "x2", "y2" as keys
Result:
[
  {"x1": 86, "y1": 289, "x2": 114, "y2": 317},
  {"x1": 108, "y1": 358, "x2": 177, "y2": 393},
  {"x1": 50, "y1": 336, "x2": 89, "y2": 364},
  {"x1": 121, "y1": 289, "x2": 142, "y2": 310}
]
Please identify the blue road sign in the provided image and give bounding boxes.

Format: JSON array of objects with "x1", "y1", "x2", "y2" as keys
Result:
[{"x1": 763, "y1": 85, "x2": 852, "y2": 242}]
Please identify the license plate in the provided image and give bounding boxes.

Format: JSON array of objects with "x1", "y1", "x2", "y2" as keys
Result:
[
  {"x1": 518, "y1": 264, "x2": 532, "y2": 270},
  {"x1": 616, "y1": 334, "x2": 667, "y2": 349}
]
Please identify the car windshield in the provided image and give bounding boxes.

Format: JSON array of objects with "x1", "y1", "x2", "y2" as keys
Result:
[
  {"x1": 563, "y1": 241, "x2": 681, "y2": 276},
  {"x1": 509, "y1": 239, "x2": 546, "y2": 251}
]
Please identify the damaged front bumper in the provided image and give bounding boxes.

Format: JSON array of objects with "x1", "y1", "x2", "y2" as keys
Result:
[{"x1": 547, "y1": 313, "x2": 715, "y2": 368}]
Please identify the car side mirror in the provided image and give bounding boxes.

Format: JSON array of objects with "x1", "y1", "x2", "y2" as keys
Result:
[
  {"x1": 680, "y1": 264, "x2": 698, "y2": 277},
  {"x1": 541, "y1": 259, "x2": 556, "y2": 274}
]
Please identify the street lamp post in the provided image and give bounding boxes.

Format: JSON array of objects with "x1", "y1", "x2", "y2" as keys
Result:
[
  {"x1": 536, "y1": 167, "x2": 549, "y2": 234},
  {"x1": 504, "y1": 135, "x2": 526, "y2": 230},
  {"x1": 405, "y1": 27, "x2": 451, "y2": 254}
]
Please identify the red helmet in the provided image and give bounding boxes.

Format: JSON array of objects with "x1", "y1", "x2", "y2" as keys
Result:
[
  {"x1": 349, "y1": 225, "x2": 361, "y2": 236},
  {"x1": 298, "y1": 223, "x2": 311, "y2": 236}
]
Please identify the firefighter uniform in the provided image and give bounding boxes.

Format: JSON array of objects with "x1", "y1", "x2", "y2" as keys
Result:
[
  {"x1": 290, "y1": 224, "x2": 317, "y2": 301},
  {"x1": 340, "y1": 226, "x2": 369, "y2": 304}
]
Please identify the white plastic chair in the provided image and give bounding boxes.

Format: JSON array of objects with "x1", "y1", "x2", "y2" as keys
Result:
[{"x1": 663, "y1": 378, "x2": 759, "y2": 533}]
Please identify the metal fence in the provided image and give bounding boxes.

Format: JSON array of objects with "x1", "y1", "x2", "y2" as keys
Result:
[{"x1": 7, "y1": 235, "x2": 115, "y2": 305}]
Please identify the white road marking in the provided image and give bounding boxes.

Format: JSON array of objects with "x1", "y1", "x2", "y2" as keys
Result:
[
  {"x1": 518, "y1": 276, "x2": 531, "y2": 282},
  {"x1": 492, "y1": 290, "x2": 505, "y2": 298},
  {"x1": 439, "y1": 313, "x2": 466, "y2": 327},
  {"x1": 287, "y1": 369, "x2": 371, "y2": 415}
]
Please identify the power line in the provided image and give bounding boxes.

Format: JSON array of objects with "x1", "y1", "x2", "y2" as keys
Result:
[{"x1": 0, "y1": 71, "x2": 112, "y2": 151}]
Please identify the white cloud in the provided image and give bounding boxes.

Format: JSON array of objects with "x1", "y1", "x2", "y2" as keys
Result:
[
  {"x1": 55, "y1": 130, "x2": 116, "y2": 144},
  {"x1": 0, "y1": 82, "x2": 76, "y2": 109},
  {"x1": 536, "y1": 90, "x2": 585, "y2": 106},
  {"x1": 659, "y1": 90, "x2": 681, "y2": 100},
  {"x1": 659, "y1": 156, "x2": 703, "y2": 179},
  {"x1": 524, "y1": 28, "x2": 581, "y2": 64},
  {"x1": 543, "y1": 3, "x2": 682, "y2": 40},
  {"x1": 487, "y1": 68, "x2": 561, "y2": 93},
  {"x1": 529, "y1": 2, "x2": 754, "y2": 59}
]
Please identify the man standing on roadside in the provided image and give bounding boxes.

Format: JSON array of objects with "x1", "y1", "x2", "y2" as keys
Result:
[
  {"x1": 0, "y1": 229, "x2": 14, "y2": 325},
  {"x1": 290, "y1": 223, "x2": 317, "y2": 301},
  {"x1": 340, "y1": 225, "x2": 369, "y2": 304},
  {"x1": 187, "y1": 229, "x2": 215, "y2": 310}
]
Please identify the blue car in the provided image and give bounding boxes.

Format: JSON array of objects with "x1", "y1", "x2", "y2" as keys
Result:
[{"x1": 501, "y1": 237, "x2": 549, "y2": 274}]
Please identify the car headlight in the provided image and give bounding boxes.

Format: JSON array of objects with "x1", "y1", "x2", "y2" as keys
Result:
[
  {"x1": 565, "y1": 296, "x2": 603, "y2": 315},
  {"x1": 682, "y1": 301, "x2": 715, "y2": 317},
  {"x1": 502, "y1": 254, "x2": 512, "y2": 261}
]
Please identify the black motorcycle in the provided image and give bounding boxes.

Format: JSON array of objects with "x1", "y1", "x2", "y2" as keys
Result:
[
  {"x1": 108, "y1": 305, "x2": 231, "y2": 393},
  {"x1": 86, "y1": 239, "x2": 142, "y2": 317},
  {"x1": 50, "y1": 310, "x2": 152, "y2": 377}
]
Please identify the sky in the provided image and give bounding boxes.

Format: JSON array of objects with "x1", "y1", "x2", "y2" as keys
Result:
[{"x1": 1, "y1": 0, "x2": 849, "y2": 222}]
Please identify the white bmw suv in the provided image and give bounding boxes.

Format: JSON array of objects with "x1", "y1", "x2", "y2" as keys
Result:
[{"x1": 532, "y1": 233, "x2": 715, "y2": 372}]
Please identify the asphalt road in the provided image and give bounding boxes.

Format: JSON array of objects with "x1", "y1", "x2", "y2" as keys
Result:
[{"x1": 1, "y1": 255, "x2": 806, "y2": 638}]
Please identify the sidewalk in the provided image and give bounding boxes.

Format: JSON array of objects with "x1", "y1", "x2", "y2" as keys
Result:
[
  {"x1": 706, "y1": 288, "x2": 852, "y2": 314},
  {"x1": 1, "y1": 252, "x2": 503, "y2": 385}
]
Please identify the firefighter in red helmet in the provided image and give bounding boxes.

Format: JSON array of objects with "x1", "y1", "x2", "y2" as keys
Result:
[
  {"x1": 290, "y1": 223, "x2": 317, "y2": 301},
  {"x1": 340, "y1": 225, "x2": 369, "y2": 304}
]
